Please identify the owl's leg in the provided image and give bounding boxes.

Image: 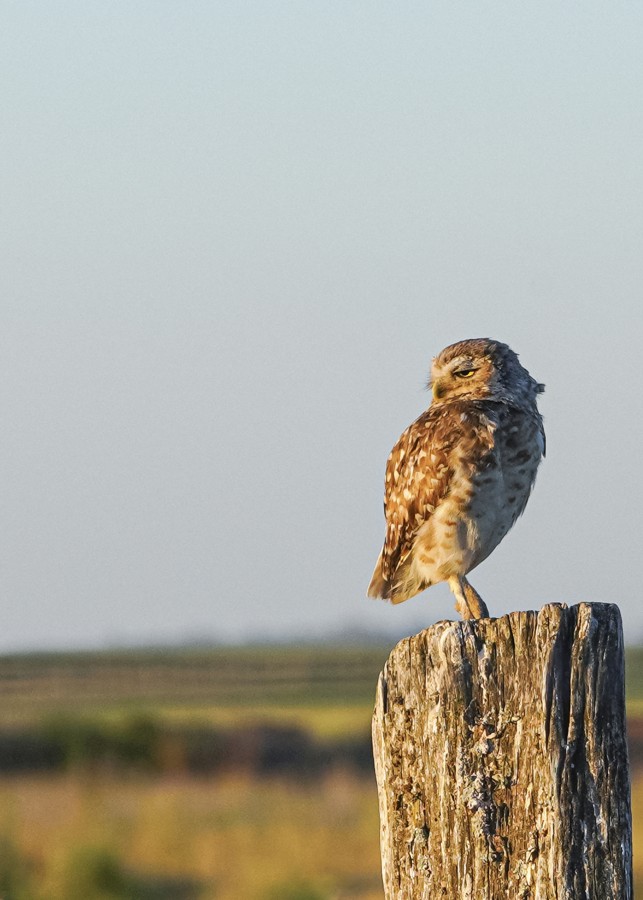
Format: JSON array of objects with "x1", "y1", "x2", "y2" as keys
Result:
[
  {"x1": 449, "y1": 576, "x2": 474, "y2": 619},
  {"x1": 462, "y1": 577, "x2": 489, "y2": 619},
  {"x1": 448, "y1": 576, "x2": 489, "y2": 620}
]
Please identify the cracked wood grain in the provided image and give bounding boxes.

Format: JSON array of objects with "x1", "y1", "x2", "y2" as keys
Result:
[{"x1": 372, "y1": 603, "x2": 632, "y2": 899}]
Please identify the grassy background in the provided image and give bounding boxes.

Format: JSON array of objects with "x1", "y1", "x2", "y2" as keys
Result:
[{"x1": 0, "y1": 643, "x2": 640, "y2": 898}]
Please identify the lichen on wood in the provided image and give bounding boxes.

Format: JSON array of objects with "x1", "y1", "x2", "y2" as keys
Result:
[{"x1": 372, "y1": 603, "x2": 632, "y2": 899}]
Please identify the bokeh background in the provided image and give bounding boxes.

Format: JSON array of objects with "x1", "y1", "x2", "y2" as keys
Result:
[{"x1": 1, "y1": 3, "x2": 643, "y2": 898}]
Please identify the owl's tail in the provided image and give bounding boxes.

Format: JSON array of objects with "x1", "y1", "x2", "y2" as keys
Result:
[
  {"x1": 367, "y1": 552, "x2": 390, "y2": 600},
  {"x1": 368, "y1": 551, "x2": 426, "y2": 604}
]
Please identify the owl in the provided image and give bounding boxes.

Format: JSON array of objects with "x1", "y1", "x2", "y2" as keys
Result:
[{"x1": 368, "y1": 338, "x2": 545, "y2": 620}]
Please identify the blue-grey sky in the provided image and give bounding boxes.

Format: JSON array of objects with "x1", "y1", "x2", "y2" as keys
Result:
[{"x1": 2, "y1": 3, "x2": 643, "y2": 649}]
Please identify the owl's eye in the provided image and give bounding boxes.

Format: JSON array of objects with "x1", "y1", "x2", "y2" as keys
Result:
[{"x1": 454, "y1": 368, "x2": 476, "y2": 379}]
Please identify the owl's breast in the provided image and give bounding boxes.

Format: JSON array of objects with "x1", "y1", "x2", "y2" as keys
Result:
[{"x1": 464, "y1": 409, "x2": 544, "y2": 569}]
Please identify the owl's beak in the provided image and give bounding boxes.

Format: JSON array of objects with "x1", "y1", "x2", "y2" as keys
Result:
[{"x1": 432, "y1": 378, "x2": 447, "y2": 401}]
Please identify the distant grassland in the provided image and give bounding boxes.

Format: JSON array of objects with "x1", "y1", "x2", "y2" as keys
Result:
[{"x1": 0, "y1": 644, "x2": 391, "y2": 737}]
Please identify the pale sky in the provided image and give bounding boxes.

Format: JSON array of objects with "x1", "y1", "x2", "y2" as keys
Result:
[{"x1": 2, "y1": 3, "x2": 643, "y2": 649}]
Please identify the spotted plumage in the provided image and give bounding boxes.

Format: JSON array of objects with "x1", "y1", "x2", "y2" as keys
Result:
[{"x1": 368, "y1": 338, "x2": 545, "y2": 619}]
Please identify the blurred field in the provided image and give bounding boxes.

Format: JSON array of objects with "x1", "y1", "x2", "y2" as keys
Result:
[
  {"x1": 0, "y1": 643, "x2": 641, "y2": 898},
  {"x1": 0, "y1": 645, "x2": 385, "y2": 735},
  {"x1": 0, "y1": 772, "x2": 382, "y2": 900}
]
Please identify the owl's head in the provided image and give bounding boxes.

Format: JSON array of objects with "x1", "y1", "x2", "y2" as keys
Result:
[{"x1": 429, "y1": 338, "x2": 544, "y2": 406}]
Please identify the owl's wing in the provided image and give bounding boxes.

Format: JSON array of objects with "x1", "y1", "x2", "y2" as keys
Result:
[
  {"x1": 379, "y1": 409, "x2": 455, "y2": 587},
  {"x1": 368, "y1": 404, "x2": 494, "y2": 601}
]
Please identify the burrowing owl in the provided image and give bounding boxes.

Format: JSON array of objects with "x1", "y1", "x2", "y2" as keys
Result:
[{"x1": 368, "y1": 338, "x2": 545, "y2": 620}]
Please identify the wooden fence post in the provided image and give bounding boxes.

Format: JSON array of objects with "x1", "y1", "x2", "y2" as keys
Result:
[{"x1": 372, "y1": 603, "x2": 632, "y2": 899}]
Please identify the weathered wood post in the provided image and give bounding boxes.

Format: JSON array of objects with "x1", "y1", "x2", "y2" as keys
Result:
[{"x1": 372, "y1": 603, "x2": 632, "y2": 899}]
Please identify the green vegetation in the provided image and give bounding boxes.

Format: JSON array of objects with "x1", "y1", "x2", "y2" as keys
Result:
[{"x1": 0, "y1": 644, "x2": 390, "y2": 731}]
